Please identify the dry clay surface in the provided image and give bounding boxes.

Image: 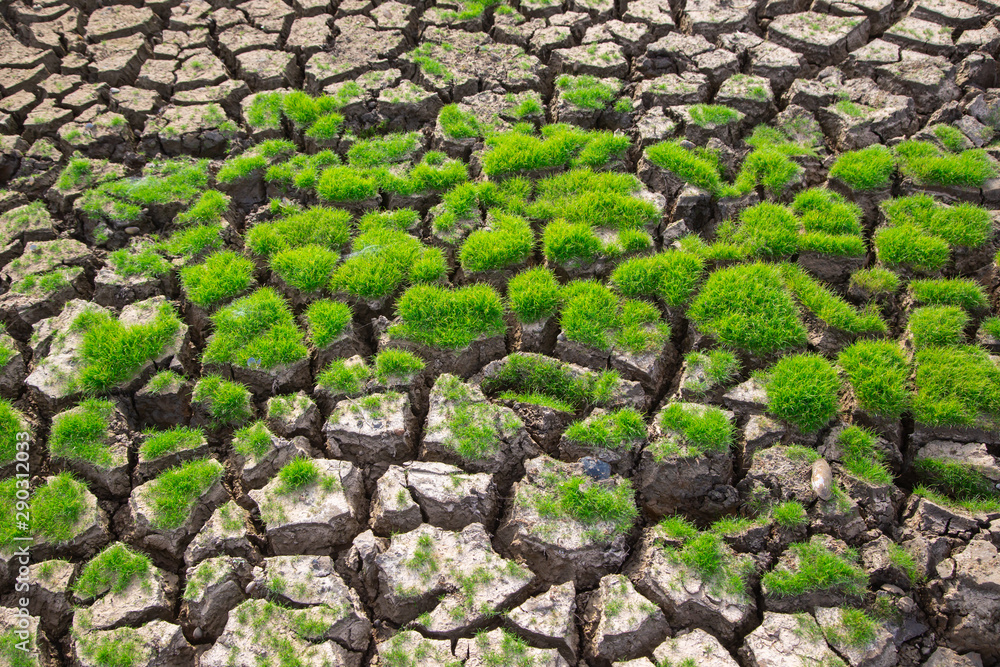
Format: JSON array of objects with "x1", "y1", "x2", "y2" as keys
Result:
[{"x1": 0, "y1": 0, "x2": 1000, "y2": 666}]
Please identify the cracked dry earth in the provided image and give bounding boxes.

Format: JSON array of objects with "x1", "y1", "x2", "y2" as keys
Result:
[{"x1": 3, "y1": 0, "x2": 1000, "y2": 665}]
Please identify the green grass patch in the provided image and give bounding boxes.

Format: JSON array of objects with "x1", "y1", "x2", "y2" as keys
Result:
[
  {"x1": 232, "y1": 421, "x2": 273, "y2": 461},
  {"x1": 203, "y1": 288, "x2": 307, "y2": 369},
  {"x1": 390, "y1": 284, "x2": 505, "y2": 349},
  {"x1": 687, "y1": 263, "x2": 807, "y2": 355},
  {"x1": 556, "y1": 75, "x2": 620, "y2": 110},
  {"x1": 331, "y1": 228, "x2": 444, "y2": 299},
  {"x1": 829, "y1": 145, "x2": 895, "y2": 190},
  {"x1": 895, "y1": 139, "x2": 996, "y2": 187},
  {"x1": 0, "y1": 400, "x2": 26, "y2": 465},
  {"x1": 908, "y1": 305, "x2": 968, "y2": 349},
  {"x1": 823, "y1": 608, "x2": 879, "y2": 649},
  {"x1": 849, "y1": 267, "x2": 899, "y2": 295},
  {"x1": 688, "y1": 104, "x2": 741, "y2": 127},
  {"x1": 662, "y1": 529, "x2": 753, "y2": 599},
  {"x1": 912, "y1": 345, "x2": 1000, "y2": 426},
  {"x1": 764, "y1": 353, "x2": 840, "y2": 432},
  {"x1": 316, "y1": 165, "x2": 378, "y2": 202},
  {"x1": 481, "y1": 352, "x2": 620, "y2": 410},
  {"x1": 563, "y1": 408, "x2": 647, "y2": 450},
  {"x1": 838, "y1": 340, "x2": 910, "y2": 418},
  {"x1": 32, "y1": 473, "x2": 88, "y2": 544},
  {"x1": 277, "y1": 456, "x2": 319, "y2": 492},
  {"x1": 374, "y1": 349, "x2": 425, "y2": 382},
  {"x1": 71, "y1": 302, "x2": 181, "y2": 392},
  {"x1": 781, "y1": 264, "x2": 886, "y2": 334},
  {"x1": 270, "y1": 244, "x2": 339, "y2": 293},
  {"x1": 74, "y1": 542, "x2": 152, "y2": 599},
  {"x1": 682, "y1": 350, "x2": 741, "y2": 395},
  {"x1": 507, "y1": 267, "x2": 561, "y2": 324},
  {"x1": 316, "y1": 358, "x2": 369, "y2": 395},
  {"x1": 792, "y1": 188, "x2": 863, "y2": 235},
  {"x1": 611, "y1": 250, "x2": 705, "y2": 307},
  {"x1": 108, "y1": 246, "x2": 171, "y2": 278},
  {"x1": 139, "y1": 426, "x2": 204, "y2": 460},
  {"x1": 645, "y1": 140, "x2": 727, "y2": 195},
  {"x1": 193, "y1": 376, "x2": 253, "y2": 426},
  {"x1": 348, "y1": 132, "x2": 421, "y2": 167},
  {"x1": 175, "y1": 190, "x2": 229, "y2": 226},
  {"x1": 771, "y1": 500, "x2": 807, "y2": 528},
  {"x1": 762, "y1": 537, "x2": 867, "y2": 598},
  {"x1": 304, "y1": 300, "x2": 352, "y2": 349},
  {"x1": 560, "y1": 281, "x2": 670, "y2": 353},
  {"x1": 180, "y1": 251, "x2": 255, "y2": 309},
  {"x1": 483, "y1": 125, "x2": 629, "y2": 176},
  {"x1": 459, "y1": 210, "x2": 534, "y2": 272},
  {"x1": 438, "y1": 103, "x2": 480, "y2": 139},
  {"x1": 246, "y1": 206, "x2": 351, "y2": 258},
  {"x1": 983, "y1": 316, "x2": 1000, "y2": 340},
  {"x1": 732, "y1": 149, "x2": 802, "y2": 198},
  {"x1": 837, "y1": 426, "x2": 892, "y2": 485},
  {"x1": 533, "y1": 472, "x2": 638, "y2": 538},
  {"x1": 655, "y1": 402, "x2": 734, "y2": 457},
  {"x1": 49, "y1": 399, "x2": 115, "y2": 466},
  {"x1": 875, "y1": 225, "x2": 950, "y2": 273},
  {"x1": 145, "y1": 458, "x2": 223, "y2": 530},
  {"x1": 910, "y1": 278, "x2": 989, "y2": 311},
  {"x1": 164, "y1": 223, "x2": 223, "y2": 258}
]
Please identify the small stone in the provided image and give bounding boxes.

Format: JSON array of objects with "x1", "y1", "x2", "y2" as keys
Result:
[
  {"x1": 125, "y1": 226, "x2": 141, "y2": 235},
  {"x1": 110, "y1": 87, "x2": 120, "y2": 94},
  {"x1": 582, "y1": 457, "x2": 611, "y2": 480},
  {"x1": 812, "y1": 459, "x2": 833, "y2": 500}
]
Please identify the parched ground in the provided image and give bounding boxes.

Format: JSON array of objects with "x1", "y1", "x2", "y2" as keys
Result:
[{"x1": 1, "y1": 0, "x2": 1000, "y2": 666}]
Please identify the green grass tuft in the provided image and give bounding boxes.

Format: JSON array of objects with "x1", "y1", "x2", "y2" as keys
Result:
[
  {"x1": 270, "y1": 244, "x2": 339, "y2": 293},
  {"x1": 912, "y1": 345, "x2": 1000, "y2": 426},
  {"x1": 49, "y1": 399, "x2": 115, "y2": 466},
  {"x1": 203, "y1": 288, "x2": 307, "y2": 369},
  {"x1": 837, "y1": 426, "x2": 892, "y2": 485},
  {"x1": 145, "y1": 459, "x2": 223, "y2": 530},
  {"x1": 838, "y1": 340, "x2": 910, "y2": 418},
  {"x1": 908, "y1": 305, "x2": 968, "y2": 349},
  {"x1": 764, "y1": 353, "x2": 840, "y2": 432},
  {"x1": 304, "y1": 300, "x2": 352, "y2": 349},
  {"x1": 762, "y1": 537, "x2": 867, "y2": 598},
  {"x1": 390, "y1": 284, "x2": 505, "y2": 349},
  {"x1": 829, "y1": 145, "x2": 895, "y2": 190},
  {"x1": 71, "y1": 303, "x2": 181, "y2": 392},
  {"x1": 656, "y1": 402, "x2": 734, "y2": 457},
  {"x1": 563, "y1": 408, "x2": 647, "y2": 450},
  {"x1": 910, "y1": 278, "x2": 989, "y2": 311},
  {"x1": 645, "y1": 141, "x2": 726, "y2": 195},
  {"x1": 180, "y1": 251, "x2": 255, "y2": 309},
  {"x1": 556, "y1": 75, "x2": 620, "y2": 110},
  {"x1": 507, "y1": 267, "x2": 561, "y2": 324},
  {"x1": 32, "y1": 473, "x2": 88, "y2": 544},
  {"x1": 246, "y1": 207, "x2": 351, "y2": 258},
  {"x1": 140, "y1": 426, "x2": 204, "y2": 460},
  {"x1": 74, "y1": 543, "x2": 151, "y2": 599},
  {"x1": 193, "y1": 376, "x2": 253, "y2": 425}
]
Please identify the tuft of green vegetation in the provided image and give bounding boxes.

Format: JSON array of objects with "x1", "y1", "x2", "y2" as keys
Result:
[
  {"x1": 772, "y1": 500, "x2": 807, "y2": 528},
  {"x1": 483, "y1": 125, "x2": 629, "y2": 176},
  {"x1": 32, "y1": 473, "x2": 88, "y2": 544},
  {"x1": 348, "y1": 132, "x2": 421, "y2": 167},
  {"x1": 688, "y1": 263, "x2": 807, "y2": 355},
  {"x1": 829, "y1": 145, "x2": 895, "y2": 190},
  {"x1": 49, "y1": 400, "x2": 114, "y2": 466},
  {"x1": 912, "y1": 345, "x2": 1000, "y2": 427},
  {"x1": 913, "y1": 457, "x2": 999, "y2": 509},
  {"x1": 316, "y1": 358, "x2": 369, "y2": 395},
  {"x1": 823, "y1": 608, "x2": 879, "y2": 649},
  {"x1": 682, "y1": 350, "x2": 741, "y2": 395},
  {"x1": 459, "y1": 210, "x2": 534, "y2": 273},
  {"x1": 762, "y1": 537, "x2": 868, "y2": 598},
  {"x1": 481, "y1": 352, "x2": 620, "y2": 410},
  {"x1": 507, "y1": 267, "x2": 561, "y2": 324},
  {"x1": 655, "y1": 402, "x2": 734, "y2": 457},
  {"x1": 838, "y1": 340, "x2": 910, "y2": 418},
  {"x1": 71, "y1": 302, "x2": 181, "y2": 393},
  {"x1": 563, "y1": 408, "x2": 647, "y2": 450},
  {"x1": 203, "y1": 288, "x2": 308, "y2": 370},
  {"x1": 645, "y1": 140, "x2": 726, "y2": 195},
  {"x1": 331, "y1": 228, "x2": 444, "y2": 299},
  {"x1": 908, "y1": 305, "x2": 968, "y2": 349},
  {"x1": 193, "y1": 376, "x2": 253, "y2": 426},
  {"x1": 850, "y1": 267, "x2": 899, "y2": 295},
  {"x1": 910, "y1": 278, "x2": 989, "y2": 311},
  {"x1": 304, "y1": 300, "x2": 352, "y2": 349},
  {"x1": 836, "y1": 426, "x2": 892, "y2": 485},
  {"x1": 270, "y1": 244, "x2": 339, "y2": 293},
  {"x1": 533, "y1": 472, "x2": 638, "y2": 538},
  {"x1": 180, "y1": 251, "x2": 255, "y2": 309},
  {"x1": 559, "y1": 281, "x2": 670, "y2": 353},
  {"x1": 164, "y1": 223, "x2": 223, "y2": 258},
  {"x1": 175, "y1": 190, "x2": 229, "y2": 226},
  {"x1": 983, "y1": 317, "x2": 1000, "y2": 340},
  {"x1": 438, "y1": 104, "x2": 481, "y2": 139},
  {"x1": 74, "y1": 543, "x2": 152, "y2": 599},
  {"x1": 894, "y1": 139, "x2": 997, "y2": 188},
  {"x1": 611, "y1": 251, "x2": 705, "y2": 307},
  {"x1": 374, "y1": 349, "x2": 425, "y2": 382},
  {"x1": 0, "y1": 400, "x2": 27, "y2": 465},
  {"x1": 390, "y1": 284, "x2": 505, "y2": 349},
  {"x1": 556, "y1": 75, "x2": 620, "y2": 110},
  {"x1": 139, "y1": 426, "x2": 204, "y2": 460},
  {"x1": 246, "y1": 207, "x2": 351, "y2": 258},
  {"x1": 662, "y1": 528, "x2": 754, "y2": 599},
  {"x1": 877, "y1": 196, "x2": 992, "y2": 273},
  {"x1": 688, "y1": 104, "x2": 741, "y2": 127},
  {"x1": 145, "y1": 459, "x2": 223, "y2": 530},
  {"x1": 781, "y1": 265, "x2": 886, "y2": 335},
  {"x1": 108, "y1": 246, "x2": 171, "y2": 278},
  {"x1": 277, "y1": 456, "x2": 319, "y2": 492},
  {"x1": 732, "y1": 149, "x2": 801, "y2": 198},
  {"x1": 764, "y1": 354, "x2": 840, "y2": 433},
  {"x1": 232, "y1": 421, "x2": 273, "y2": 461}
]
